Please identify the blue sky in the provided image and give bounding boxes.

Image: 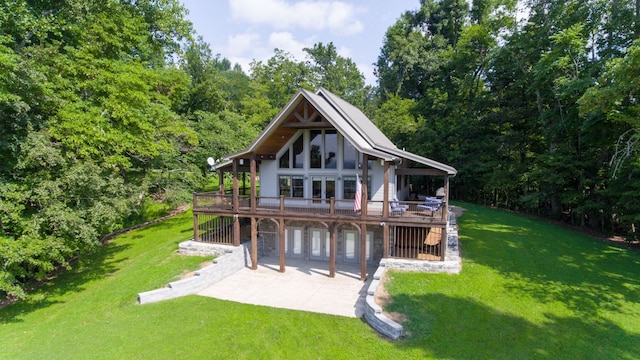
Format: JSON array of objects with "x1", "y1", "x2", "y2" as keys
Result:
[{"x1": 180, "y1": 0, "x2": 421, "y2": 85}]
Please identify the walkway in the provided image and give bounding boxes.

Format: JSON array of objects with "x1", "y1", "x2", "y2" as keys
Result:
[{"x1": 198, "y1": 257, "x2": 376, "y2": 318}]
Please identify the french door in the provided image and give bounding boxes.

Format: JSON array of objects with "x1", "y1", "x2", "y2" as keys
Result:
[
  {"x1": 284, "y1": 228, "x2": 304, "y2": 258},
  {"x1": 309, "y1": 229, "x2": 330, "y2": 261},
  {"x1": 312, "y1": 176, "x2": 335, "y2": 203},
  {"x1": 343, "y1": 231, "x2": 373, "y2": 263}
]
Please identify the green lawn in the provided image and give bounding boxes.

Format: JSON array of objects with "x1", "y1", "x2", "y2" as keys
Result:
[
  {"x1": 385, "y1": 203, "x2": 640, "y2": 359},
  {"x1": 1, "y1": 205, "x2": 639, "y2": 359}
]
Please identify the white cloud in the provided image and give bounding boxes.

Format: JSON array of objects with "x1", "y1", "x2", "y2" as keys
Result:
[
  {"x1": 215, "y1": 32, "x2": 269, "y2": 73},
  {"x1": 225, "y1": 32, "x2": 262, "y2": 55},
  {"x1": 229, "y1": 0, "x2": 364, "y2": 35},
  {"x1": 358, "y1": 62, "x2": 376, "y2": 86},
  {"x1": 336, "y1": 45, "x2": 352, "y2": 58},
  {"x1": 268, "y1": 32, "x2": 310, "y2": 60}
]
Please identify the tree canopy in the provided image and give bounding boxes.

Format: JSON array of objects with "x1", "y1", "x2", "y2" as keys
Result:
[
  {"x1": 375, "y1": 0, "x2": 640, "y2": 237},
  {"x1": 3, "y1": 0, "x2": 640, "y2": 299}
]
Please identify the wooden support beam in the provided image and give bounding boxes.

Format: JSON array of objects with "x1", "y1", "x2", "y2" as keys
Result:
[
  {"x1": 279, "y1": 218, "x2": 285, "y2": 272},
  {"x1": 250, "y1": 154, "x2": 257, "y2": 213},
  {"x1": 232, "y1": 159, "x2": 240, "y2": 247},
  {"x1": 329, "y1": 224, "x2": 336, "y2": 278},
  {"x1": 294, "y1": 112, "x2": 305, "y2": 123},
  {"x1": 218, "y1": 171, "x2": 225, "y2": 194},
  {"x1": 232, "y1": 159, "x2": 239, "y2": 212},
  {"x1": 362, "y1": 154, "x2": 369, "y2": 217},
  {"x1": 440, "y1": 223, "x2": 447, "y2": 261},
  {"x1": 383, "y1": 223, "x2": 389, "y2": 258},
  {"x1": 383, "y1": 161, "x2": 389, "y2": 218},
  {"x1": 444, "y1": 175, "x2": 450, "y2": 222},
  {"x1": 251, "y1": 217, "x2": 257, "y2": 270},
  {"x1": 233, "y1": 215, "x2": 240, "y2": 246},
  {"x1": 395, "y1": 168, "x2": 448, "y2": 176},
  {"x1": 193, "y1": 211, "x2": 199, "y2": 242},
  {"x1": 360, "y1": 223, "x2": 367, "y2": 281}
]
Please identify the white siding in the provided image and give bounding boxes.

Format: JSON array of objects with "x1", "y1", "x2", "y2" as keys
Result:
[
  {"x1": 369, "y1": 161, "x2": 397, "y2": 201},
  {"x1": 259, "y1": 160, "x2": 278, "y2": 197}
]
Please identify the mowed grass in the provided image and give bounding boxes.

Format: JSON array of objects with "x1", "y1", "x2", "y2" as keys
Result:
[
  {"x1": 385, "y1": 203, "x2": 640, "y2": 359},
  {"x1": 1, "y1": 205, "x2": 639, "y2": 359},
  {"x1": 0, "y1": 211, "x2": 402, "y2": 359}
]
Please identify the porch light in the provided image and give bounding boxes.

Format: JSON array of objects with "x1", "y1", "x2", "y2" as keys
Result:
[{"x1": 239, "y1": 159, "x2": 244, "y2": 165}]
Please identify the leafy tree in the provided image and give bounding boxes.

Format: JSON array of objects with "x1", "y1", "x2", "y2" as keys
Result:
[
  {"x1": 0, "y1": 0, "x2": 200, "y2": 298},
  {"x1": 303, "y1": 42, "x2": 367, "y2": 107}
]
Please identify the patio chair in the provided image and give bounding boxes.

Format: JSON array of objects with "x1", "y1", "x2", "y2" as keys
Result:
[
  {"x1": 390, "y1": 197, "x2": 408, "y2": 215},
  {"x1": 417, "y1": 197, "x2": 443, "y2": 215}
]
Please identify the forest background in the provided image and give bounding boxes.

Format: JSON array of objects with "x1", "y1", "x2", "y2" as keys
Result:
[{"x1": 1, "y1": 0, "x2": 639, "y2": 298}]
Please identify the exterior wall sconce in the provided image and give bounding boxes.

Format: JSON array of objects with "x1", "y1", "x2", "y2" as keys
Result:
[{"x1": 239, "y1": 159, "x2": 244, "y2": 165}]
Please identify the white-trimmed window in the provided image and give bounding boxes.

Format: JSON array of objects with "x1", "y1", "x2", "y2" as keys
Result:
[{"x1": 279, "y1": 175, "x2": 304, "y2": 197}]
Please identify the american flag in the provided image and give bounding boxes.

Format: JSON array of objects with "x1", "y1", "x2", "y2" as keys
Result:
[{"x1": 354, "y1": 174, "x2": 362, "y2": 212}]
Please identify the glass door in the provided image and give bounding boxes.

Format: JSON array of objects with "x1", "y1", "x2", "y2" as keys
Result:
[
  {"x1": 343, "y1": 230, "x2": 373, "y2": 263},
  {"x1": 311, "y1": 176, "x2": 335, "y2": 204},
  {"x1": 310, "y1": 229, "x2": 330, "y2": 261},
  {"x1": 284, "y1": 228, "x2": 304, "y2": 258}
]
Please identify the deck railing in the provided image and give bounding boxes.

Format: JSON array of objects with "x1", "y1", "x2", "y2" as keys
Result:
[
  {"x1": 392, "y1": 226, "x2": 443, "y2": 260},
  {"x1": 192, "y1": 192, "x2": 446, "y2": 222},
  {"x1": 196, "y1": 214, "x2": 235, "y2": 244}
]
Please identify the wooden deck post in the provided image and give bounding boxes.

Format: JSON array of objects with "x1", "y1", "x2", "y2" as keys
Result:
[
  {"x1": 362, "y1": 154, "x2": 368, "y2": 216},
  {"x1": 440, "y1": 224, "x2": 447, "y2": 261},
  {"x1": 383, "y1": 160, "x2": 389, "y2": 218},
  {"x1": 219, "y1": 170, "x2": 225, "y2": 195},
  {"x1": 193, "y1": 193, "x2": 199, "y2": 242},
  {"x1": 250, "y1": 154, "x2": 257, "y2": 213},
  {"x1": 360, "y1": 154, "x2": 369, "y2": 280},
  {"x1": 329, "y1": 224, "x2": 336, "y2": 278},
  {"x1": 280, "y1": 195, "x2": 284, "y2": 213},
  {"x1": 233, "y1": 215, "x2": 240, "y2": 246},
  {"x1": 383, "y1": 223, "x2": 389, "y2": 258},
  {"x1": 279, "y1": 218, "x2": 285, "y2": 272},
  {"x1": 232, "y1": 159, "x2": 239, "y2": 212},
  {"x1": 251, "y1": 217, "x2": 258, "y2": 270},
  {"x1": 443, "y1": 175, "x2": 449, "y2": 222},
  {"x1": 360, "y1": 223, "x2": 367, "y2": 280},
  {"x1": 232, "y1": 159, "x2": 240, "y2": 246}
]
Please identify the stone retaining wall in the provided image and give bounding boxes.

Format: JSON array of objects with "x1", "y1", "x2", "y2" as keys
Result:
[
  {"x1": 363, "y1": 264, "x2": 404, "y2": 340},
  {"x1": 137, "y1": 241, "x2": 250, "y2": 304}
]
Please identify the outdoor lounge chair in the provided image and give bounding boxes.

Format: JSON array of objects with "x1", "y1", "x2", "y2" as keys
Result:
[
  {"x1": 417, "y1": 197, "x2": 443, "y2": 215},
  {"x1": 390, "y1": 197, "x2": 409, "y2": 215}
]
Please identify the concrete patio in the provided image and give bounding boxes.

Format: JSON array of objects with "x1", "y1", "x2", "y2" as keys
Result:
[{"x1": 197, "y1": 256, "x2": 376, "y2": 318}]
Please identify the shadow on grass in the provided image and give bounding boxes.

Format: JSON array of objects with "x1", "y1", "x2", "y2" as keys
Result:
[
  {"x1": 391, "y1": 293, "x2": 640, "y2": 359},
  {"x1": 0, "y1": 212, "x2": 195, "y2": 324},
  {"x1": 0, "y1": 242, "x2": 130, "y2": 324},
  {"x1": 459, "y1": 206, "x2": 640, "y2": 316}
]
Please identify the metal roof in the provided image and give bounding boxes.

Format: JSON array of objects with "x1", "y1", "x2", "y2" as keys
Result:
[{"x1": 215, "y1": 88, "x2": 457, "y2": 175}]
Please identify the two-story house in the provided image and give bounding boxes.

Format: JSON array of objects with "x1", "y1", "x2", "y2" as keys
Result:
[{"x1": 192, "y1": 88, "x2": 457, "y2": 280}]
